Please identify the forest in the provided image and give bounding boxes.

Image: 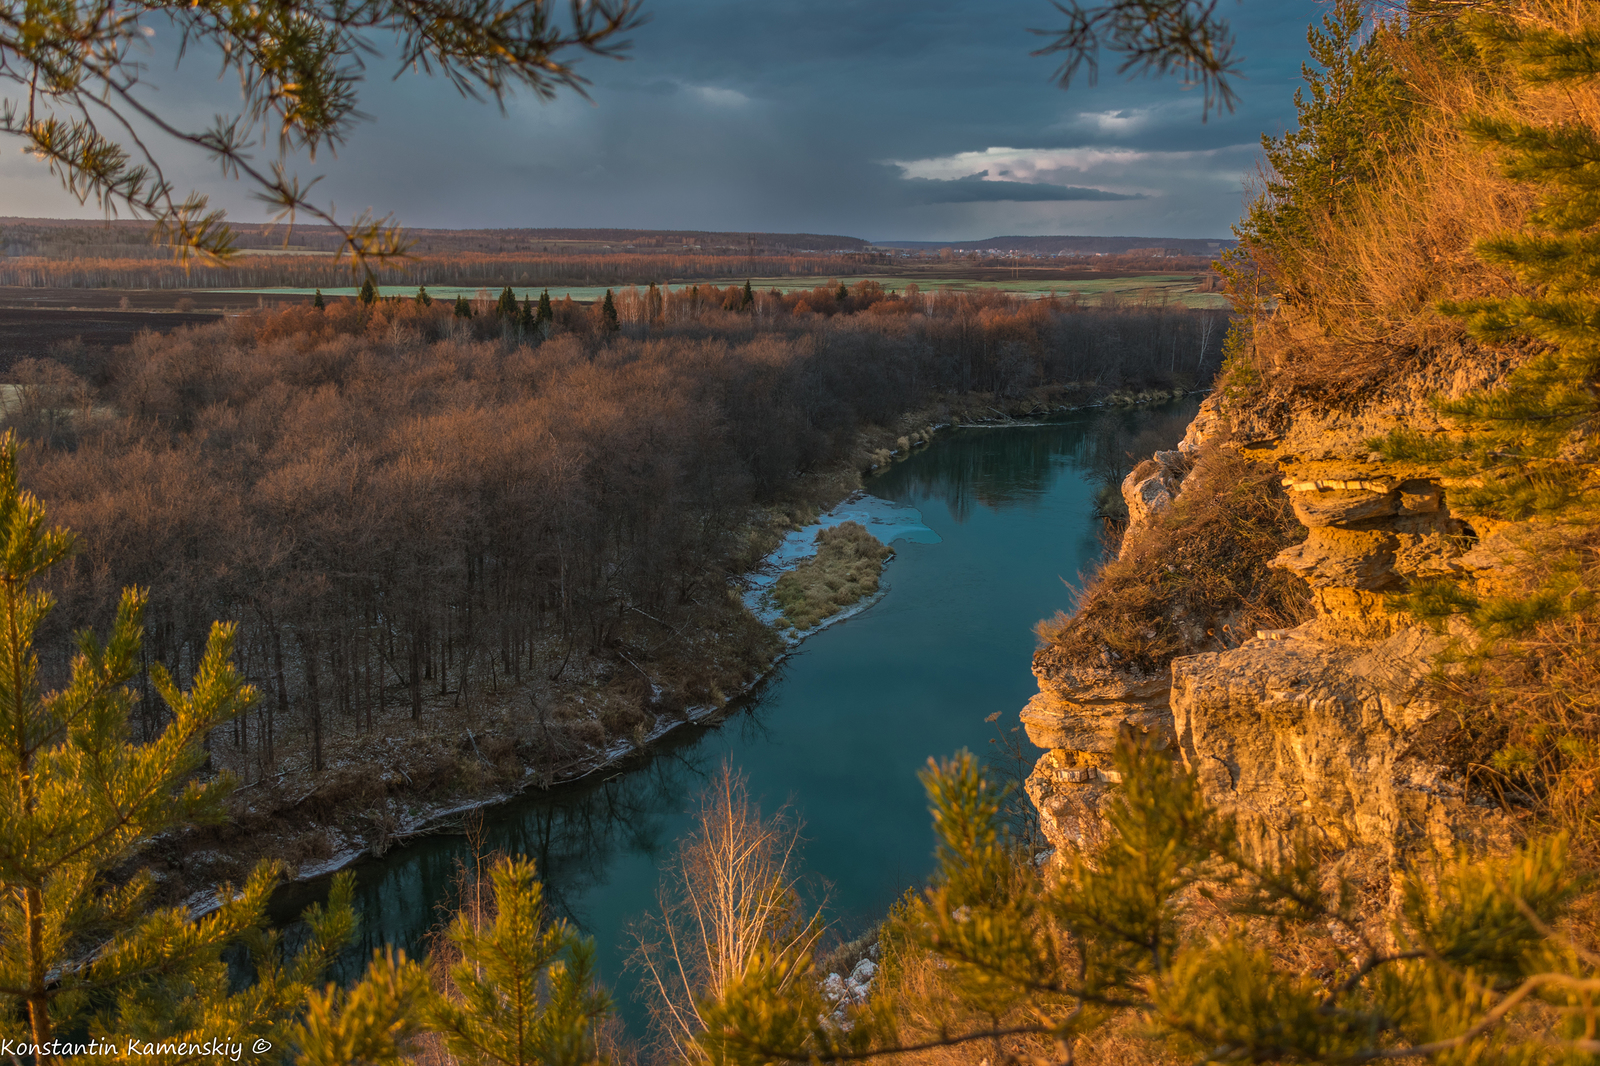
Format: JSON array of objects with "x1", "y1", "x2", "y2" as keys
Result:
[{"x1": 5, "y1": 286, "x2": 1224, "y2": 816}]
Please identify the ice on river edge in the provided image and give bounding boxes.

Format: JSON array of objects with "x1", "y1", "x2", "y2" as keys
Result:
[{"x1": 742, "y1": 492, "x2": 940, "y2": 639}]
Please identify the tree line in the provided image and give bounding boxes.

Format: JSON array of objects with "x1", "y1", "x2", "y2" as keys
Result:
[{"x1": 0, "y1": 251, "x2": 878, "y2": 291}]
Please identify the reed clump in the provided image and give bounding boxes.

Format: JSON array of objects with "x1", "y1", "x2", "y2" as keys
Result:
[{"x1": 772, "y1": 521, "x2": 893, "y2": 632}]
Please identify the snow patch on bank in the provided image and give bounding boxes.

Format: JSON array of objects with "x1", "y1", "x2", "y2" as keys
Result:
[
  {"x1": 243, "y1": 497, "x2": 940, "y2": 902},
  {"x1": 742, "y1": 491, "x2": 940, "y2": 637}
]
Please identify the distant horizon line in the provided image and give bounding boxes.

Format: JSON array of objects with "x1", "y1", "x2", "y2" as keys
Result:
[{"x1": 3, "y1": 216, "x2": 1237, "y2": 248}]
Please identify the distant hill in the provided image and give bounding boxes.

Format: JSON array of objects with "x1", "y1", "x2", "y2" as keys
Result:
[
  {"x1": 871, "y1": 235, "x2": 1236, "y2": 257},
  {"x1": 0, "y1": 218, "x2": 872, "y2": 256}
]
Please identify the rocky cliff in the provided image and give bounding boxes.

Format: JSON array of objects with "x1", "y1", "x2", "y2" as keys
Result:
[{"x1": 1025, "y1": 361, "x2": 1523, "y2": 869}]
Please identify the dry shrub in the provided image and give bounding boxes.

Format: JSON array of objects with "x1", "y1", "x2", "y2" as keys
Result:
[
  {"x1": 1421, "y1": 528, "x2": 1600, "y2": 857},
  {"x1": 771, "y1": 521, "x2": 893, "y2": 632},
  {"x1": 1037, "y1": 447, "x2": 1311, "y2": 673},
  {"x1": 629, "y1": 765, "x2": 823, "y2": 1064}
]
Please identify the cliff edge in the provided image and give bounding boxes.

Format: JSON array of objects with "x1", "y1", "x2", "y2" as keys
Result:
[{"x1": 1025, "y1": 355, "x2": 1524, "y2": 874}]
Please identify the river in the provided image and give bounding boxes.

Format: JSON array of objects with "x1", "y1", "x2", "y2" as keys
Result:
[{"x1": 267, "y1": 400, "x2": 1198, "y2": 1039}]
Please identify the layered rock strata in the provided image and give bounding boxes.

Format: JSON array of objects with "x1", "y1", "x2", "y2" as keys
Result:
[{"x1": 1026, "y1": 374, "x2": 1520, "y2": 863}]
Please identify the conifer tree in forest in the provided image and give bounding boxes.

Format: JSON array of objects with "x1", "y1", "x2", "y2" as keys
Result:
[
  {"x1": 455, "y1": 294, "x2": 474, "y2": 319},
  {"x1": 416, "y1": 286, "x2": 432, "y2": 307},
  {"x1": 742, "y1": 279, "x2": 754, "y2": 309},
  {"x1": 313, "y1": 288, "x2": 326, "y2": 310},
  {"x1": 518, "y1": 295, "x2": 534, "y2": 330},
  {"x1": 426, "y1": 857, "x2": 611, "y2": 1066},
  {"x1": 496, "y1": 285, "x2": 518, "y2": 318},
  {"x1": 358, "y1": 276, "x2": 379, "y2": 306},
  {"x1": 601, "y1": 288, "x2": 620, "y2": 331},
  {"x1": 536, "y1": 288, "x2": 554, "y2": 324},
  {"x1": 835, "y1": 281, "x2": 848, "y2": 304}
]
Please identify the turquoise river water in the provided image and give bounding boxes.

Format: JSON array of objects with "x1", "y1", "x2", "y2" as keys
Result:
[{"x1": 267, "y1": 401, "x2": 1197, "y2": 1038}]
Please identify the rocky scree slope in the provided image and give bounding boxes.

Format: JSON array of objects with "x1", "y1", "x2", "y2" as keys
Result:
[{"x1": 1025, "y1": 356, "x2": 1524, "y2": 869}]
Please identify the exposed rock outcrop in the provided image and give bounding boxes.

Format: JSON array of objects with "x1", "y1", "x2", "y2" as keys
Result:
[
  {"x1": 1120, "y1": 449, "x2": 1191, "y2": 537},
  {"x1": 1025, "y1": 369, "x2": 1522, "y2": 866}
]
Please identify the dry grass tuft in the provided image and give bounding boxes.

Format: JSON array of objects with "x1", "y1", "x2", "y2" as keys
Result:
[
  {"x1": 772, "y1": 521, "x2": 893, "y2": 631},
  {"x1": 1418, "y1": 527, "x2": 1600, "y2": 858},
  {"x1": 1227, "y1": 1, "x2": 1600, "y2": 414},
  {"x1": 1037, "y1": 447, "x2": 1311, "y2": 673}
]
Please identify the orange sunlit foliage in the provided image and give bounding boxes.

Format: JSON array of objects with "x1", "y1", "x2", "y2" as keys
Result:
[{"x1": 8, "y1": 293, "x2": 1225, "y2": 782}]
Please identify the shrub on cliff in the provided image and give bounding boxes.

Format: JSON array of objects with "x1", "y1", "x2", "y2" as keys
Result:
[
  {"x1": 1036, "y1": 447, "x2": 1310, "y2": 674},
  {"x1": 1221, "y1": 0, "x2": 1559, "y2": 410}
]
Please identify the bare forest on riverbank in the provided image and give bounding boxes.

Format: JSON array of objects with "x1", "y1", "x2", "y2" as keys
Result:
[{"x1": 4, "y1": 289, "x2": 1224, "y2": 879}]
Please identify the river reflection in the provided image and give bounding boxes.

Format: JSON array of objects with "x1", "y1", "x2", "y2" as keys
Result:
[{"x1": 268, "y1": 400, "x2": 1198, "y2": 1038}]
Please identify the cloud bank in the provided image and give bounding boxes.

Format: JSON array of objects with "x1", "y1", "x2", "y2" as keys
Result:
[{"x1": 0, "y1": 0, "x2": 1324, "y2": 239}]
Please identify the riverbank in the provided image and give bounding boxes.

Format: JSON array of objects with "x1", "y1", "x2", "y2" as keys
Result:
[{"x1": 154, "y1": 384, "x2": 1195, "y2": 910}]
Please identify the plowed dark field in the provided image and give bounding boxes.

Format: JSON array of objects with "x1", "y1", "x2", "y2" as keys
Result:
[{"x1": 0, "y1": 287, "x2": 313, "y2": 373}]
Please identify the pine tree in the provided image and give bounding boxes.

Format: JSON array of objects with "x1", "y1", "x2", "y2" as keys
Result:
[
  {"x1": 313, "y1": 288, "x2": 326, "y2": 310},
  {"x1": 426, "y1": 857, "x2": 610, "y2": 1066},
  {"x1": 1420, "y1": 18, "x2": 1600, "y2": 523},
  {"x1": 1231, "y1": 0, "x2": 1416, "y2": 308},
  {"x1": 698, "y1": 744, "x2": 1594, "y2": 1065},
  {"x1": 742, "y1": 279, "x2": 754, "y2": 309},
  {"x1": 358, "y1": 276, "x2": 379, "y2": 306},
  {"x1": 518, "y1": 295, "x2": 534, "y2": 331},
  {"x1": 601, "y1": 289, "x2": 619, "y2": 332},
  {"x1": 416, "y1": 286, "x2": 432, "y2": 307},
  {"x1": 536, "y1": 289, "x2": 553, "y2": 325},
  {"x1": 495, "y1": 285, "x2": 518, "y2": 319},
  {"x1": 454, "y1": 295, "x2": 473, "y2": 319},
  {"x1": 0, "y1": 432, "x2": 251, "y2": 1052},
  {"x1": 835, "y1": 281, "x2": 848, "y2": 304},
  {"x1": 0, "y1": 434, "x2": 426, "y2": 1063}
]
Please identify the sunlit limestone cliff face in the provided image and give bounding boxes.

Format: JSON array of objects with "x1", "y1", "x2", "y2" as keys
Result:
[{"x1": 1025, "y1": 359, "x2": 1522, "y2": 866}]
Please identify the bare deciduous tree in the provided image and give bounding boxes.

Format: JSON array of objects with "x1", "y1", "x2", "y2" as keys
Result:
[{"x1": 631, "y1": 765, "x2": 825, "y2": 1063}]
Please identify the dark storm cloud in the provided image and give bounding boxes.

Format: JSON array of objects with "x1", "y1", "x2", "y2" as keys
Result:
[
  {"x1": 900, "y1": 173, "x2": 1144, "y2": 204},
  {"x1": 1, "y1": 0, "x2": 1327, "y2": 239}
]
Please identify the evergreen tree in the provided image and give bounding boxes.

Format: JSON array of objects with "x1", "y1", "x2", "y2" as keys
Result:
[
  {"x1": 455, "y1": 294, "x2": 473, "y2": 319},
  {"x1": 536, "y1": 289, "x2": 554, "y2": 325},
  {"x1": 1231, "y1": 0, "x2": 1416, "y2": 307},
  {"x1": 495, "y1": 285, "x2": 518, "y2": 319},
  {"x1": 0, "y1": 432, "x2": 251, "y2": 1051},
  {"x1": 601, "y1": 289, "x2": 619, "y2": 332},
  {"x1": 1419, "y1": 18, "x2": 1600, "y2": 522},
  {"x1": 699, "y1": 743, "x2": 1594, "y2": 1065},
  {"x1": 358, "y1": 276, "x2": 378, "y2": 306},
  {"x1": 518, "y1": 295, "x2": 534, "y2": 330},
  {"x1": 416, "y1": 286, "x2": 432, "y2": 307},
  {"x1": 742, "y1": 279, "x2": 754, "y2": 309},
  {"x1": 313, "y1": 288, "x2": 326, "y2": 310},
  {"x1": 835, "y1": 281, "x2": 848, "y2": 304},
  {"x1": 426, "y1": 857, "x2": 610, "y2": 1066},
  {"x1": 0, "y1": 434, "x2": 423, "y2": 1062}
]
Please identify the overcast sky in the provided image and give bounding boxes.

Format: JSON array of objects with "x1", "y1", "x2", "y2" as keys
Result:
[{"x1": 1, "y1": 0, "x2": 1326, "y2": 242}]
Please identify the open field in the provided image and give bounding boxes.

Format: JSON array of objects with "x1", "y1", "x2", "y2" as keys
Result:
[
  {"x1": 0, "y1": 287, "x2": 307, "y2": 371},
  {"x1": 206, "y1": 271, "x2": 1228, "y2": 308}
]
